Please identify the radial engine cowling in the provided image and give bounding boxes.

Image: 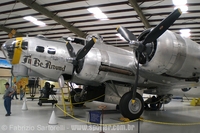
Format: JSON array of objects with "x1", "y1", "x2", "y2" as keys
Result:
[{"x1": 137, "y1": 30, "x2": 200, "y2": 78}]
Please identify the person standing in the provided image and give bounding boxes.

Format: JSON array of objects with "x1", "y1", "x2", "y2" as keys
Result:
[
  {"x1": 3, "y1": 82, "x2": 14, "y2": 116},
  {"x1": 11, "y1": 82, "x2": 19, "y2": 100}
]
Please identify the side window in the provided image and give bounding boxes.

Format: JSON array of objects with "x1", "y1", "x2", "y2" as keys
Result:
[
  {"x1": 36, "y1": 46, "x2": 44, "y2": 53},
  {"x1": 21, "y1": 41, "x2": 28, "y2": 50},
  {"x1": 48, "y1": 48, "x2": 56, "y2": 55}
]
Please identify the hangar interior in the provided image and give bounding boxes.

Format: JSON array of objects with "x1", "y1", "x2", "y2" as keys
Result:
[{"x1": 1, "y1": 0, "x2": 200, "y2": 133}]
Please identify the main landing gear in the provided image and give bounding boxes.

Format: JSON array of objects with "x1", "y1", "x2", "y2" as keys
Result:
[
  {"x1": 70, "y1": 88, "x2": 85, "y2": 107},
  {"x1": 119, "y1": 92, "x2": 144, "y2": 120},
  {"x1": 144, "y1": 96, "x2": 163, "y2": 111}
]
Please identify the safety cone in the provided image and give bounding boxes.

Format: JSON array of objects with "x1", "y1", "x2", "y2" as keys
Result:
[
  {"x1": 48, "y1": 110, "x2": 58, "y2": 125},
  {"x1": 22, "y1": 100, "x2": 28, "y2": 110}
]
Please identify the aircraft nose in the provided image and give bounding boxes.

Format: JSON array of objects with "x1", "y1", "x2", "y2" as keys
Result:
[
  {"x1": 1, "y1": 38, "x2": 16, "y2": 62},
  {"x1": 1, "y1": 37, "x2": 23, "y2": 64}
]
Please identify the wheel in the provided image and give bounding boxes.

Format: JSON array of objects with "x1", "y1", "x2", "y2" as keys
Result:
[
  {"x1": 119, "y1": 92, "x2": 144, "y2": 120},
  {"x1": 70, "y1": 88, "x2": 85, "y2": 107}
]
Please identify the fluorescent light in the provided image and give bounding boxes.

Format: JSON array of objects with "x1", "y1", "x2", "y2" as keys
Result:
[
  {"x1": 23, "y1": 16, "x2": 46, "y2": 27},
  {"x1": 180, "y1": 29, "x2": 190, "y2": 33},
  {"x1": 23, "y1": 16, "x2": 37, "y2": 22},
  {"x1": 116, "y1": 33, "x2": 125, "y2": 40},
  {"x1": 172, "y1": 0, "x2": 187, "y2": 6},
  {"x1": 180, "y1": 29, "x2": 191, "y2": 38},
  {"x1": 181, "y1": 32, "x2": 191, "y2": 37},
  {"x1": 32, "y1": 21, "x2": 46, "y2": 27},
  {"x1": 94, "y1": 13, "x2": 108, "y2": 19},
  {"x1": 87, "y1": 7, "x2": 102, "y2": 14},
  {"x1": 174, "y1": 5, "x2": 188, "y2": 13},
  {"x1": 87, "y1": 7, "x2": 108, "y2": 20},
  {"x1": 173, "y1": 0, "x2": 188, "y2": 13}
]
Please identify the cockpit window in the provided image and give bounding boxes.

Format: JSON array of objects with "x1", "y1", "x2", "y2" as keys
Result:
[
  {"x1": 36, "y1": 46, "x2": 44, "y2": 53},
  {"x1": 48, "y1": 48, "x2": 56, "y2": 55},
  {"x1": 1, "y1": 39, "x2": 15, "y2": 62},
  {"x1": 22, "y1": 41, "x2": 28, "y2": 50}
]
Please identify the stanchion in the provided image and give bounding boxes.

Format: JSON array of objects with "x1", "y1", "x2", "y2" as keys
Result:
[
  {"x1": 99, "y1": 105, "x2": 107, "y2": 133},
  {"x1": 138, "y1": 119, "x2": 140, "y2": 133}
]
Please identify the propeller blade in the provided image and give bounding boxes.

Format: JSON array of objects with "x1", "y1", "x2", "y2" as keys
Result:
[
  {"x1": 73, "y1": 38, "x2": 85, "y2": 45},
  {"x1": 66, "y1": 42, "x2": 76, "y2": 58},
  {"x1": 76, "y1": 38, "x2": 96, "y2": 60},
  {"x1": 143, "y1": 8, "x2": 182, "y2": 45},
  {"x1": 117, "y1": 26, "x2": 137, "y2": 42}
]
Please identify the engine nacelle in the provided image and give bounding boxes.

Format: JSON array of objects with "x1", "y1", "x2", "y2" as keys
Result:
[
  {"x1": 138, "y1": 30, "x2": 200, "y2": 78},
  {"x1": 74, "y1": 46, "x2": 136, "y2": 84}
]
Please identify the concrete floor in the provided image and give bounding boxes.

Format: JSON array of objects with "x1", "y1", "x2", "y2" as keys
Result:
[{"x1": 0, "y1": 95, "x2": 200, "y2": 133}]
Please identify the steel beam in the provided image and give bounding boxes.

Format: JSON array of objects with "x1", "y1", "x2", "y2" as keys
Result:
[
  {"x1": 128, "y1": 0, "x2": 151, "y2": 28},
  {"x1": 18, "y1": 0, "x2": 87, "y2": 38},
  {"x1": 0, "y1": 25, "x2": 24, "y2": 37}
]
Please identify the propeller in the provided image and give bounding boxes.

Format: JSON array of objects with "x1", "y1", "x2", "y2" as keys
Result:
[
  {"x1": 66, "y1": 42, "x2": 76, "y2": 58},
  {"x1": 63, "y1": 37, "x2": 96, "y2": 75},
  {"x1": 117, "y1": 8, "x2": 182, "y2": 103},
  {"x1": 117, "y1": 8, "x2": 182, "y2": 52},
  {"x1": 143, "y1": 8, "x2": 182, "y2": 45},
  {"x1": 116, "y1": 26, "x2": 137, "y2": 43}
]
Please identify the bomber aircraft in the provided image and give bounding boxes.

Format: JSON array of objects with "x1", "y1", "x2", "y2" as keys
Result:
[{"x1": 2, "y1": 8, "x2": 200, "y2": 120}]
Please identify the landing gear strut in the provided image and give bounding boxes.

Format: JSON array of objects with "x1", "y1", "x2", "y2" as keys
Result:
[
  {"x1": 119, "y1": 92, "x2": 144, "y2": 120},
  {"x1": 144, "y1": 96, "x2": 162, "y2": 110},
  {"x1": 70, "y1": 88, "x2": 85, "y2": 107}
]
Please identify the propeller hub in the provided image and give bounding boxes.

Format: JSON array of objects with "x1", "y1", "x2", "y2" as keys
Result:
[
  {"x1": 129, "y1": 40, "x2": 141, "y2": 48},
  {"x1": 65, "y1": 37, "x2": 96, "y2": 75}
]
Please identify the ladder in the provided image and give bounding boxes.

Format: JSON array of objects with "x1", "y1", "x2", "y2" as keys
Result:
[{"x1": 60, "y1": 82, "x2": 74, "y2": 116}]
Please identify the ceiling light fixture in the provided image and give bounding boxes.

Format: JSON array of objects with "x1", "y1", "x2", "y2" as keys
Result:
[
  {"x1": 94, "y1": 13, "x2": 108, "y2": 20},
  {"x1": 180, "y1": 29, "x2": 191, "y2": 38},
  {"x1": 87, "y1": 7, "x2": 108, "y2": 20},
  {"x1": 172, "y1": 0, "x2": 187, "y2": 5},
  {"x1": 87, "y1": 7, "x2": 102, "y2": 14},
  {"x1": 23, "y1": 16, "x2": 46, "y2": 27},
  {"x1": 172, "y1": 0, "x2": 188, "y2": 13},
  {"x1": 174, "y1": 5, "x2": 188, "y2": 13},
  {"x1": 23, "y1": 16, "x2": 37, "y2": 22},
  {"x1": 32, "y1": 21, "x2": 46, "y2": 27}
]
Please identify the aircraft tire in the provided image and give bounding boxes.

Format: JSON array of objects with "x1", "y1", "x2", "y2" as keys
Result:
[
  {"x1": 70, "y1": 88, "x2": 85, "y2": 107},
  {"x1": 119, "y1": 92, "x2": 144, "y2": 120}
]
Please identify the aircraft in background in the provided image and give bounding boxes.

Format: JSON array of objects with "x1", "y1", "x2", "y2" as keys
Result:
[{"x1": 2, "y1": 8, "x2": 200, "y2": 120}]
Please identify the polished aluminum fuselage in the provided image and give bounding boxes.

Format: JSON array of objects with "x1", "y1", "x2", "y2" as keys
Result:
[
  {"x1": 10, "y1": 37, "x2": 137, "y2": 85},
  {"x1": 3, "y1": 30, "x2": 200, "y2": 96}
]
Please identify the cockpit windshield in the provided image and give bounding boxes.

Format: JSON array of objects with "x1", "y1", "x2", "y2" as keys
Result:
[{"x1": 1, "y1": 38, "x2": 16, "y2": 62}]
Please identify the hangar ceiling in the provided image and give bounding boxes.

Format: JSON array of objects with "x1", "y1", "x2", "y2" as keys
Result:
[{"x1": 0, "y1": 0, "x2": 200, "y2": 50}]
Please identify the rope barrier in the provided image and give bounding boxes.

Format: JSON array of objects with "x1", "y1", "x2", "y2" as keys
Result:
[
  {"x1": 55, "y1": 92, "x2": 200, "y2": 126},
  {"x1": 140, "y1": 118, "x2": 200, "y2": 126},
  {"x1": 55, "y1": 103, "x2": 200, "y2": 126},
  {"x1": 55, "y1": 104, "x2": 138, "y2": 126}
]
